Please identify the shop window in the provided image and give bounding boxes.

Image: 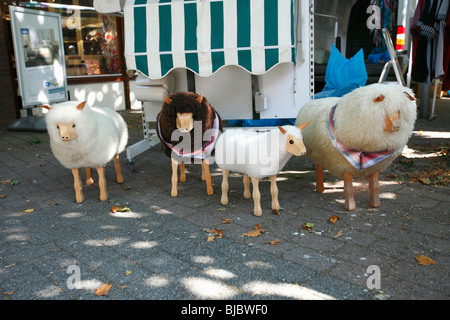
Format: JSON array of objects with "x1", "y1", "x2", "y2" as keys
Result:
[{"x1": 14, "y1": 0, "x2": 123, "y2": 77}]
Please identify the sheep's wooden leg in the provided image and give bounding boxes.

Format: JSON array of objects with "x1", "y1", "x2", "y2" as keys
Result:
[
  {"x1": 202, "y1": 158, "x2": 213, "y2": 195},
  {"x1": 221, "y1": 169, "x2": 229, "y2": 205},
  {"x1": 251, "y1": 177, "x2": 262, "y2": 216},
  {"x1": 179, "y1": 162, "x2": 186, "y2": 182},
  {"x1": 270, "y1": 175, "x2": 280, "y2": 211},
  {"x1": 85, "y1": 168, "x2": 94, "y2": 186},
  {"x1": 369, "y1": 171, "x2": 381, "y2": 208},
  {"x1": 171, "y1": 158, "x2": 178, "y2": 197},
  {"x1": 113, "y1": 154, "x2": 124, "y2": 184},
  {"x1": 315, "y1": 165, "x2": 325, "y2": 193},
  {"x1": 342, "y1": 172, "x2": 355, "y2": 211},
  {"x1": 72, "y1": 168, "x2": 84, "y2": 203},
  {"x1": 97, "y1": 166, "x2": 108, "y2": 201},
  {"x1": 243, "y1": 174, "x2": 251, "y2": 199},
  {"x1": 201, "y1": 161, "x2": 206, "y2": 181}
]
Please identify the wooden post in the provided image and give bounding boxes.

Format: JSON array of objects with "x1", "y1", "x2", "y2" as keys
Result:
[
  {"x1": 221, "y1": 169, "x2": 229, "y2": 205},
  {"x1": 270, "y1": 175, "x2": 280, "y2": 211},
  {"x1": 171, "y1": 158, "x2": 178, "y2": 197},
  {"x1": 342, "y1": 172, "x2": 355, "y2": 211},
  {"x1": 315, "y1": 165, "x2": 325, "y2": 193},
  {"x1": 97, "y1": 166, "x2": 108, "y2": 201},
  {"x1": 72, "y1": 168, "x2": 84, "y2": 203},
  {"x1": 243, "y1": 174, "x2": 251, "y2": 199},
  {"x1": 251, "y1": 177, "x2": 262, "y2": 216},
  {"x1": 369, "y1": 171, "x2": 381, "y2": 208},
  {"x1": 113, "y1": 154, "x2": 124, "y2": 184}
]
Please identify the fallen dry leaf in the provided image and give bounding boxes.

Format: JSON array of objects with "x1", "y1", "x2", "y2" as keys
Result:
[
  {"x1": 125, "y1": 270, "x2": 132, "y2": 276},
  {"x1": 415, "y1": 254, "x2": 436, "y2": 266},
  {"x1": 302, "y1": 222, "x2": 314, "y2": 231},
  {"x1": 24, "y1": 208, "x2": 35, "y2": 213},
  {"x1": 0, "y1": 195, "x2": 6, "y2": 199},
  {"x1": 333, "y1": 230, "x2": 344, "y2": 239},
  {"x1": 242, "y1": 224, "x2": 265, "y2": 237},
  {"x1": 329, "y1": 215, "x2": 339, "y2": 223},
  {"x1": 206, "y1": 229, "x2": 224, "y2": 242},
  {"x1": 94, "y1": 283, "x2": 112, "y2": 296},
  {"x1": 267, "y1": 239, "x2": 282, "y2": 245},
  {"x1": 221, "y1": 217, "x2": 232, "y2": 224},
  {"x1": 111, "y1": 204, "x2": 130, "y2": 213},
  {"x1": 273, "y1": 209, "x2": 280, "y2": 216}
]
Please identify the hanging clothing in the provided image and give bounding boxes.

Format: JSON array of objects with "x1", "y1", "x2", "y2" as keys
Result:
[
  {"x1": 411, "y1": 0, "x2": 449, "y2": 85},
  {"x1": 411, "y1": 0, "x2": 439, "y2": 83},
  {"x1": 370, "y1": 0, "x2": 398, "y2": 47},
  {"x1": 441, "y1": 2, "x2": 450, "y2": 90}
]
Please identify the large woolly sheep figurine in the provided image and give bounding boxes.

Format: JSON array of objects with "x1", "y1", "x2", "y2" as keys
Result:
[
  {"x1": 215, "y1": 122, "x2": 310, "y2": 216},
  {"x1": 295, "y1": 83, "x2": 417, "y2": 211},
  {"x1": 43, "y1": 101, "x2": 128, "y2": 203},
  {"x1": 156, "y1": 92, "x2": 223, "y2": 197}
]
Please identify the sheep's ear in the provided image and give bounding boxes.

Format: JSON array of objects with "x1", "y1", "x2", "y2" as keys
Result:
[
  {"x1": 196, "y1": 92, "x2": 203, "y2": 103},
  {"x1": 76, "y1": 101, "x2": 86, "y2": 110},
  {"x1": 164, "y1": 96, "x2": 172, "y2": 104},
  {"x1": 298, "y1": 121, "x2": 311, "y2": 130},
  {"x1": 373, "y1": 95, "x2": 385, "y2": 102},
  {"x1": 42, "y1": 105, "x2": 51, "y2": 110},
  {"x1": 404, "y1": 92, "x2": 416, "y2": 101},
  {"x1": 278, "y1": 126, "x2": 287, "y2": 134}
]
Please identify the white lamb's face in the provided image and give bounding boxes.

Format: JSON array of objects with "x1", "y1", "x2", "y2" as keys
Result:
[
  {"x1": 285, "y1": 134, "x2": 306, "y2": 156},
  {"x1": 278, "y1": 122, "x2": 310, "y2": 156},
  {"x1": 43, "y1": 101, "x2": 86, "y2": 143},
  {"x1": 56, "y1": 122, "x2": 77, "y2": 141}
]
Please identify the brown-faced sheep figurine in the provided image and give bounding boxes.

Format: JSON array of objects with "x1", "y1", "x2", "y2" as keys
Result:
[
  {"x1": 156, "y1": 92, "x2": 223, "y2": 197},
  {"x1": 295, "y1": 83, "x2": 417, "y2": 211}
]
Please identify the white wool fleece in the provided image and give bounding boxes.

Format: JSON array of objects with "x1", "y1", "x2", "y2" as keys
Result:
[
  {"x1": 215, "y1": 125, "x2": 302, "y2": 179},
  {"x1": 45, "y1": 101, "x2": 128, "y2": 169},
  {"x1": 333, "y1": 83, "x2": 416, "y2": 152},
  {"x1": 295, "y1": 83, "x2": 417, "y2": 178}
]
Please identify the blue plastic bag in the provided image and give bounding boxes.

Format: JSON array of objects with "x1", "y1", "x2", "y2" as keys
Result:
[{"x1": 315, "y1": 45, "x2": 368, "y2": 99}]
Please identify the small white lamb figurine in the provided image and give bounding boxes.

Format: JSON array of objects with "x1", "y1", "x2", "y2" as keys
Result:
[
  {"x1": 295, "y1": 83, "x2": 417, "y2": 211},
  {"x1": 43, "y1": 101, "x2": 128, "y2": 203},
  {"x1": 215, "y1": 122, "x2": 310, "y2": 216}
]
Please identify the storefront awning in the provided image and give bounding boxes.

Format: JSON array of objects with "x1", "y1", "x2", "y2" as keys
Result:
[{"x1": 124, "y1": 0, "x2": 296, "y2": 79}]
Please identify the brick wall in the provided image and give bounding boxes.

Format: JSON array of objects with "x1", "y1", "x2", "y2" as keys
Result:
[{"x1": 0, "y1": 17, "x2": 19, "y2": 125}]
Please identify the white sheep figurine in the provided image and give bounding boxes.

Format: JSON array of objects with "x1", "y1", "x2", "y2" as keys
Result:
[
  {"x1": 43, "y1": 101, "x2": 128, "y2": 203},
  {"x1": 214, "y1": 123, "x2": 310, "y2": 216},
  {"x1": 295, "y1": 83, "x2": 417, "y2": 211}
]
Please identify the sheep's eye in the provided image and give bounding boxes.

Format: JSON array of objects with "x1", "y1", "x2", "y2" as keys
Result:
[
  {"x1": 72, "y1": 124, "x2": 76, "y2": 128},
  {"x1": 289, "y1": 140, "x2": 294, "y2": 144},
  {"x1": 56, "y1": 125, "x2": 59, "y2": 129}
]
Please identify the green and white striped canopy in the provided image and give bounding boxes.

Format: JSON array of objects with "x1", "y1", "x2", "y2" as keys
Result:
[{"x1": 124, "y1": 0, "x2": 296, "y2": 79}]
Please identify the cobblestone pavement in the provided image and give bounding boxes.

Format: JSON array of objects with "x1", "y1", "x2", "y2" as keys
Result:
[{"x1": 0, "y1": 98, "x2": 448, "y2": 301}]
